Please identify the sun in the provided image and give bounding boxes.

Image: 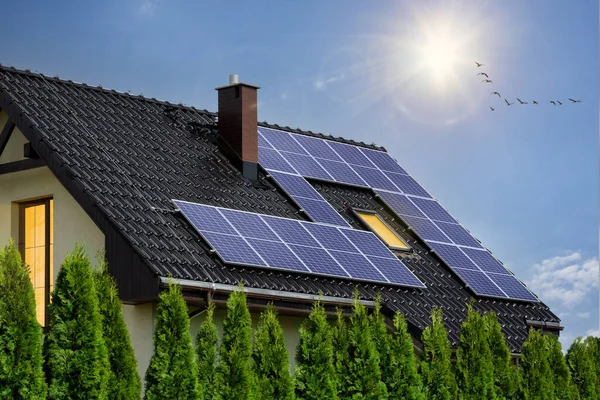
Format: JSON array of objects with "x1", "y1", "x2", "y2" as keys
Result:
[{"x1": 418, "y1": 33, "x2": 461, "y2": 82}]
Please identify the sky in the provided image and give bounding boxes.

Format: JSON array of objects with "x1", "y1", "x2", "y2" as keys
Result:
[{"x1": 1, "y1": 0, "x2": 597, "y2": 347}]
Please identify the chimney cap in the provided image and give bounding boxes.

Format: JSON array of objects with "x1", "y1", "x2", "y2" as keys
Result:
[
  {"x1": 229, "y1": 74, "x2": 240, "y2": 85},
  {"x1": 215, "y1": 74, "x2": 260, "y2": 91}
]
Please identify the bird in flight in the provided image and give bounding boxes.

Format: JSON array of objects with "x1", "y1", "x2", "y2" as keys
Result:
[
  {"x1": 491, "y1": 91, "x2": 501, "y2": 98},
  {"x1": 489, "y1": 106, "x2": 495, "y2": 111},
  {"x1": 482, "y1": 79, "x2": 493, "y2": 83},
  {"x1": 557, "y1": 100, "x2": 563, "y2": 105},
  {"x1": 550, "y1": 101, "x2": 557, "y2": 105},
  {"x1": 505, "y1": 99, "x2": 514, "y2": 106},
  {"x1": 568, "y1": 98, "x2": 581, "y2": 103},
  {"x1": 532, "y1": 100, "x2": 539, "y2": 105},
  {"x1": 475, "y1": 62, "x2": 485, "y2": 67},
  {"x1": 517, "y1": 98, "x2": 528, "y2": 105},
  {"x1": 477, "y1": 72, "x2": 489, "y2": 78}
]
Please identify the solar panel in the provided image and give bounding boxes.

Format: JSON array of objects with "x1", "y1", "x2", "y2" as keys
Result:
[
  {"x1": 367, "y1": 256, "x2": 425, "y2": 287},
  {"x1": 339, "y1": 228, "x2": 397, "y2": 259},
  {"x1": 258, "y1": 127, "x2": 307, "y2": 154},
  {"x1": 258, "y1": 132, "x2": 273, "y2": 149},
  {"x1": 385, "y1": 173, "x2": 432, "y2": 198},
  {"x1": 329, "y1": 250, "x2": 387, "y2": 282},
  {"x1": 461, "y1": 248, "x2": 507, "y2": 274},
  {"x1": 246, "y1": 238, "x2": 309, "y2": 272},
  {"x1": 359, "y1": 148, "x2": 408, "y2": 174},
  {"x1": 376, "y1": 191, "x2": 426, "y2": 218},
  {"x1": 452, "y1": 268, "x2": 506, "y2": 298},
  {"x1": 281, "y1": 152, "x2": 333, "y2": 181},
  {"x1": 288, "y1": 245, "x2": 350, "y2": 277},
  {"x1": 409, "y1": 197, "x2": 457, "y2": 223},
  {"x1": 316, "y1": 159, "x2": 367, "y2": 187},
  {"x1": 303, "y1": 223, "x2": 357, "y2": 252},
  {"x1": 219, "y1": 209, "x2": 279, "y2": 241},
  {"x1": 258, "y1": 148, "x2": 297, "y2": 174},
  {"x1": 428, "y1": 242, "x2": 479, "y2": 271},
  {"x1": 173, "y1": 200, "x2": 237, "y2": 235},
  {"x1": 201, "y1": 231, "x2": 266, "y2": 266},
  {"x1": 262, "y1": 216, "x2": 319, "y2": 247},
  {"x1": 267, "y1": 171, "x2": 323, "y2": 200},
  {"x1": 401, "y1": 215, "x2": 451, "y2": 243},
  {"x1": 294, "y1": 196, "x2": 351, "y2": 227},
  {"x1": 352, "y1": 165, "x2": 398, "y2": 191},
  {"x1": 292, "y1": 134, "x2": 343, "y2": 161},
  {"x1": 327, "y1": 141, "x2": 374, "y2": 167},
  {"x1": 434, "y1": 222, "x2": 483, "y2": 248},
  {"x1": 487, "y1": 273, "x2": 537, "y2": 302}
]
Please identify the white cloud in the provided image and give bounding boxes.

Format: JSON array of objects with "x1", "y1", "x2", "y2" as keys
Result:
[
  {"x1": 314, "y1": 73, "x2": 345, "y2": 90},
  {"x1": 139, "y1": 1, "x2": 157, "y2": 16},
  {"x1": 586, "y1": 328, "x2": 600, "y2": 338},
  {"x1": 527, "y1": 251, "x2": 599, "y2": 308},
  {"x1": 576, "y1": 312, "x2": 591, "y2": 318}
]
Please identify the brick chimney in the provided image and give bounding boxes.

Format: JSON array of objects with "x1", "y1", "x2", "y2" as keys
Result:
[{"x1": 216, "y1": 74, "x2": 260, "y2": 181}]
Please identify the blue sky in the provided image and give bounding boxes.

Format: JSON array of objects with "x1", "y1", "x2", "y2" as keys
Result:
[{"x1": 2, "y1": 0, "x2": 597, "y2": 347}]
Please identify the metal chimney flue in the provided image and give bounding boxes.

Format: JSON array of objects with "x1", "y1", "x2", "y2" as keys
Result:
[{"x1": 229, "y1": 74, "x2": 240, "y2": 85}]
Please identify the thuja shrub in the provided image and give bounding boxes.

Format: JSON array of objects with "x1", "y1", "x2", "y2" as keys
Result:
[
  {"x1": 420, "y1": 308, "x2": 455, "y2": 400},
  {"x1": 196, "y1": 301, "x2": 218, "y2": 399},
  {"x1": 520, "y1": 329, "x2": 555, "y2": 400}
]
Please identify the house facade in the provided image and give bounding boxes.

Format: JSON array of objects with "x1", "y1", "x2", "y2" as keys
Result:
[{"x1": 0, "y1": 66, "x2": 560, "y2": 379}]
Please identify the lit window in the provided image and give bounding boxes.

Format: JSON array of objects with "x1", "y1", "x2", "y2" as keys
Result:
[
  {"x1": 19, "y1": 198, "x2": 53, "y2": 326},
  {"x1": 356, "y1": 211, "x2": 409, "y2": 250}
]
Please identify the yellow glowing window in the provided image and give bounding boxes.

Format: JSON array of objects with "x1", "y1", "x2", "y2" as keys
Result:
[
  {"x1": 356, "y1": 212, "x2": 409, "y2": 250},
  {"x1": 19, "y1": 198, "x2": 53, "y2": 326}
]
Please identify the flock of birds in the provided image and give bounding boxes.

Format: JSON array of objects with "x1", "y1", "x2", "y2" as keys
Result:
[{"x1": 473, "y1": 62, "x2": 582, "y2": 111}]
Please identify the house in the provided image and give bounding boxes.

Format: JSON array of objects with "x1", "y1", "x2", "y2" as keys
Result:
[{"x1": 0, "y1": 66, "x2": 560, "y2": 379}]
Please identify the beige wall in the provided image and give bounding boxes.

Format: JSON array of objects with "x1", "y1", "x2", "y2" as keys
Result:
[
  {"x1": 0, "y1": 115, "x2": 28, "y2": 164},
  {"x1": 123, "y1": 303, "x2": 155, "y2": 384}
]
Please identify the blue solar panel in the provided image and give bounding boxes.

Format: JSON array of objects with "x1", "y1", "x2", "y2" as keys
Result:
[
  {"x1": 316, "y1": 159, "x2": 368, "y2": 187},
  {"x1": 359, "y1": 148, "x2": 408, "y2": 174},
  {"x1": 303, "y1": 223, "x2": 357, "y2": 252},
  {"x1": 452, "y1": 268, "x2": 506, "y2": 298},
  {"x1": 173, "y1": 201, "x2": 237, "y2": 235},
  {"x1": 409, "y1": 197, "x2": 457, "y2": 223},
  {"x1": 259, "y1": 127, "x2": 308, "y2": 154},
  {"x1": 461, "y1": 248, "x2": 507, "y2": 274},
  {"x1": 329, "y1": 250, "x2": 386, "y2": 282},
  {"x1": 487, "y1": 273, "x2": 537, "y2": 301},
  {"x1": 219, "y1": 209, "x2": 279, "y2": 241},
  {"x1": 288, "y1": 245, "x2": 349, "y2": 277},
  {"x1": 246, "y1": 238, "x2": 309, "y2": 272},
  {"x1": 385, "y1": 173, "x2": 431, "y2": 198},
  {"x1": 327, "y1": 141, "x2": 375, "y2": 167},
  {"x1": 201, "y1": 231, "x2": 267, "y2": 266},
  {"x1": 367, "y1": 256, "x2": 426, "y2": 288},
  {"x1": 428, "y1": 242, "x2": 479, "y2": 270},
  {"x1": 352, "y1": 166, "x2": 398, "y2": 191},
  {"x1": 294, "y1": 197, "x2": 350, "y2": 227},
  {"x1": 435, "y1": 222, "x2": 483, "y2": 248},
  {"x1": 267, "y1": 171, "x2": 323, "y2": 200},
  {"x1": 375, "y1": 191, "x2": 426, "y2": 218},
  {"x1": 258, "y1": 132, "x2": 273, "y2": 149},
  {"x1": 401, "y1": 215, "x2": 451, "y2": 242},
  {"x1": 281, "y1": 152, "x2": 333, "y2": 181},
  {"x1": 261, "y1": 216, "x2": 319, "y2": 247},
  {"x1": 339, "y1": 228, "x2": 396, "y2": 258},
  {"x1": 291, "y1": 134, "x2": 343, "y2": 161},
  {"x1": 258, "y1": 148, "x2": 297, "y2": 174}
]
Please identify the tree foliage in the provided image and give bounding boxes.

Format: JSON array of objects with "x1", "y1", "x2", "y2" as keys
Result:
[
  {"x1": 346, "y1": 295, "x2": 387, "y2": 399},
  {"x1": 144, "y1": 281, "x2": 199, "y2": 400},
  {"x1": 456, "y1": 304, "x2": 495, "y2": 400},
  {"x1": 294, "y1": 300, "x2": 337, "y2": 400},
  {"x1": 196, "y1": 301, "x2": 218, "y2": 400},
  {"x1": 252, "y1": 303, "x2": 295, "y2": 400},
  {"x1": 484, "y1": 312, "x2": 515, "y2": 399},
  {"x1": 566, "y1": 337, "x2": 597, "y2": 400},
  {"x1": 520, "y1": 329, "x2": 555, "y2": 400},
  {"x1": 44, "y1": 244, "x2": 110, "y2": 399},
  {"x1": 420, "y1": 308, "x2": 455, "y2": 400},
  {"x1": 93, "y1": 255, "x2": 141, "y2": 400},
  {"x1": 0, "y1": 239, "x2": 46, "y2": 399},
  {"x1": 370, "y1": 297, "x2": 393, "y2": 393},
  {"x1": 332, "y1": 307, "x2": 351, "y2": 399},
  {"x1": 585, "y1": 336, "x2": 600, "y2": 396},
  {"x1": 545, "y1": 334, "x2": 576, "y2": 400},
  {"x1": 214, "y1": 284, "x2": 253, "y2": 400},
  {"x1": 389, "y1": 312, "x2": 424, "y2": 400}
]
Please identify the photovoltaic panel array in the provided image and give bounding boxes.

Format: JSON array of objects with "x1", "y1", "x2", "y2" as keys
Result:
[
  {"x1": 257, "y1": 126, "x2": 538, "y2": 302},
  {"x1": 173, "y1": 200, "x2": 425, "y2": 288}
]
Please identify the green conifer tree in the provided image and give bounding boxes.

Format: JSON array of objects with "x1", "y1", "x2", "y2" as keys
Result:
[
  {"x1": 0, "y1": 239, "x2": 46, "y2": 399},
  {"x1": 585, "y1": 336, "x2": 600, "y2": 396},
  {"x1": 566, "y1": 337, "x2": 597, "y2": 400},
  {"x1": 420, "y1": 308, "x2": 455, "y2": 400},
  {"x1": 346, "y1": 295, "x2": 387, "y2": 399},
  {"x1": 545, "y1": 334, "x2": 575, "y2": 400},
  {"x1": 389, "y1": 312, "x2": 425, "y2": 400},
  {"x1": 370, "y1": 297, "x2": 393, "y2": 393},
  {"x1": 484, "y1": 312, "x2": 515, "y2": 400},
  {"x1": 332, "y1": 307, "x2": 351, "y2": 399},
  {"x1": 144, "y1": 281, "x2": 199, "y2": 400},
  {"x1": 252, "y1": 303, "x2": 295, "y2": 400},
  {"x1": 294, "y1": 300, "x2": 337, "y2": 400},
  {"x1": 456, "y1": 304, "x2": 495, "y2": 400},
  {"x1": 93, "y1": 255, "x2": 141, "y2": 400},
  {"x1": 520, "y1": 329, "x2": 555, "y2": 400},
  {"x1": 44, "y1": 244, "x2": 110, "y2": 399},
  {"x1": 196, "y1": 301, "x2": 218, "y2": 400},
  {"x1": 214, "y1": 284, "x2": 253, "y2": 400}
]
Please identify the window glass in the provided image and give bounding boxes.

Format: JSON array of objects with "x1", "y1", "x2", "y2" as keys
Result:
[{"x1": 357, "y1": 212, "x2": 409, "y2": 250}]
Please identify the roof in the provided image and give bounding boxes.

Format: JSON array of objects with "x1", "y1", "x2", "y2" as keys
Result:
[{"x1": 0, "y1": 65, "x2": 559, "y2": 351}]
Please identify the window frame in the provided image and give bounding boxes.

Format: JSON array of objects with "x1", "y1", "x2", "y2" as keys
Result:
[
  {"x1": 353, "y1": 208, "x2": 411, "y2": 252},
  {"x1": 18, "y1": 197, "x2": 52, "y2": 328}
]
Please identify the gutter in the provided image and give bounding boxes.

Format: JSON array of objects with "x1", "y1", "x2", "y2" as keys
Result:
[{"x1": 160, "y1": 277, "x2": 376, "y2": 307}]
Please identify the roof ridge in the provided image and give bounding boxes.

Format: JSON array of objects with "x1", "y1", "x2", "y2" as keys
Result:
[{"x1": 0, "y1": 64, "x2": 386, "y2": 151}]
